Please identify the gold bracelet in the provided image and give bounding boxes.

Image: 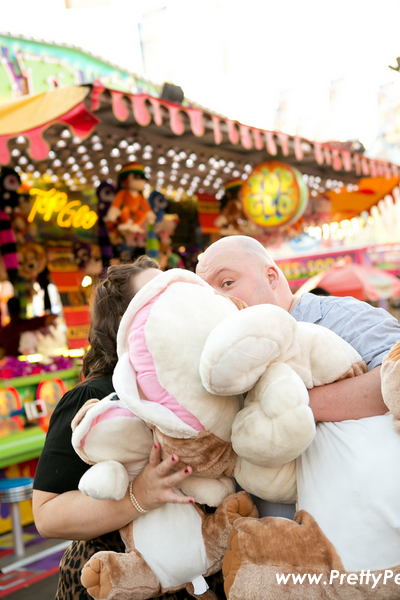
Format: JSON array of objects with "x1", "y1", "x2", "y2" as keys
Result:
[{"x1": 129, "y1": 481, "x2": 149, "y2": 514}]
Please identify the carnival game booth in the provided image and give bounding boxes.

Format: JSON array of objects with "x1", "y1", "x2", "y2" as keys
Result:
[
  {"x1": 0, "y1": 82, "x2": 400, "y2": 543},
  {"x1": 1, "y1": 83, "x2": 399, "y2": 249}
]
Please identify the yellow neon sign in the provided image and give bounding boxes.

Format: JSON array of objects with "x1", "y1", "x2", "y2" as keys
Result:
[{"x1": 28, "y1": 188, "x2": 98, "y2": 230}]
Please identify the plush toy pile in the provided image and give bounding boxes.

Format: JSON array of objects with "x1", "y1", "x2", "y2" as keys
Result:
[{"x1": 70, "y1": 268, "x2": 394, "y2": 600}]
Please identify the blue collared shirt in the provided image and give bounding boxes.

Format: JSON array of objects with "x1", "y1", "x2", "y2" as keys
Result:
[{"x1": 291, "y1": 293, "x2": 400, "y2": 370}]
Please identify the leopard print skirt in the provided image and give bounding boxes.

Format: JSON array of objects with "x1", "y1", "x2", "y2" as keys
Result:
[{"x1": 55, "y1": 530, "x2": 226, "y2": 600}]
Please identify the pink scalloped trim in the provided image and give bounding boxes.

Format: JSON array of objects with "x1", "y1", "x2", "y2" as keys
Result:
[
  {"x1": 0, "y1": 101, "x2": 99, "y2": 164},
  {"x1": 314, "y1": 143, "x2": 324, "y2": 165},
  {"x1": 239, "y1": 124, "x2": 253, "y2": 149},
  {"x1": 265, "y1": 131, "x2": 277, "y2": 155},
  {"x1": 251, "y1": 128, "x2": 264, "y2": 151},
  {"x1": 361, "y1": 156, "x2": 370, "y2": 176},
  {"x1": 294, "y1": 136, "x2": 303, "y2": 160},
  {"x1": 110, "y1": 90, "x2": 129, "y2": 122},
  {"x1": 211, "y1": 115, "x2": 222, "y2": 145},
  {"x1": 276, "y1": 132, "x2": 289, "y2": 156}
]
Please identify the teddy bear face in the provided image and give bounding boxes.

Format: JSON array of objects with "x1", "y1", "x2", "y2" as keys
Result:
[{"x1": 17, "y1": 242, "x2": 47, "y2": 281}]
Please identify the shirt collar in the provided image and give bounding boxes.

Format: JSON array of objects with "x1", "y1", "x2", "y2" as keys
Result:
[{"x1": 290, "y1": 292, "x2": 323, "y2": 322}]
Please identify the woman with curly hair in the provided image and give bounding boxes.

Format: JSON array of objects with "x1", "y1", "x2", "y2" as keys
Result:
[{"x1": 33, "y1": 256, "x2": 226, "y2": 600}]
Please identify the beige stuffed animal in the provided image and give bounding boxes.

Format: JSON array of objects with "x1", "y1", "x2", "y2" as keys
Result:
[
  {"x1": 72, "y1": 269, "x2": 367, "y2": 600},
  {"x1": 222, "y1": 339, "x2": 400, "y2": 600}
]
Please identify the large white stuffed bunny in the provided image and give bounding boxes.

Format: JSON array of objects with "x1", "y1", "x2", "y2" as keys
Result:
[{"x1": 72, "y1": 268, "x2": 366, "y2": 600}]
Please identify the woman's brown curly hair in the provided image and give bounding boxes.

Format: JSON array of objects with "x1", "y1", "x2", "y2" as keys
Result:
[{"x1": 81, "y1": 256, "x2": 159, "y2": 383}]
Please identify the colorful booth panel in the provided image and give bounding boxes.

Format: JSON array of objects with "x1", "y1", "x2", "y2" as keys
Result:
[
  {"x1": 0, "y1": 387, "x2": 24, "y2": 439},
  {"x1": 36, "y1": 377, "x2": 67, "y2": 433}
]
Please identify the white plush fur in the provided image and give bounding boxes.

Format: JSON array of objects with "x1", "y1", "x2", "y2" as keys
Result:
[
  {"x1": 133, "y1": 498, "x2": 210, "y2": 588},
  {"x1": 79, "y1": 460, "x2": 130, "y2": 501},
  {"x1": 178, "y1": 475, "x2": 235, "y2": 506},
  {"x1": 72, "y1": 396, "x2": 153, "y2": 499},
  {"x1": 75, "y1": 269, "x2": 364, "y2": 506}
]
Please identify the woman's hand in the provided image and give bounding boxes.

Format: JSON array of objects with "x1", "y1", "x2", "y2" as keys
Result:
[{"x1": 132, "y1": 443, "x2": 195, "y2": 511}]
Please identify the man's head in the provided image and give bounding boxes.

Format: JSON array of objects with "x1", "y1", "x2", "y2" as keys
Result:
[{"x1": 196, "y1": 236, "x2": 294, "y2": 311}]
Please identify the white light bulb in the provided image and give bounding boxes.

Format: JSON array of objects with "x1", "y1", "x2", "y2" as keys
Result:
[
  {"x1": 93, "y1": 143, "x2": 103, "y2": 151},
  {"x1": 61, "y1": 129, "x2": 72, "y2": 139}
]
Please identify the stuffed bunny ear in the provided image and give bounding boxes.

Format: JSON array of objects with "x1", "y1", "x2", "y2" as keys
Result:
[
  {"x1": 200, "y1": 305, "x2": 298, "y2": 395},
  {"x1": 71, "y1": 398, "x2": 101, "y2": 465}
]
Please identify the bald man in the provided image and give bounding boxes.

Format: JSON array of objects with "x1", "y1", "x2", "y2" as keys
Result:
[{"x1": 196, "y1": 236, "x2": 400, "y2": 517}]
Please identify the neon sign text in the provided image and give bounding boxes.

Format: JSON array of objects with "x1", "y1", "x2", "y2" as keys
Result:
[{"x1": 28, "y1": 188, "x2": 98, "y2": 230}]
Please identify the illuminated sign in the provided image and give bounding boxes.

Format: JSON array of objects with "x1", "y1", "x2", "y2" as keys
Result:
[
  {"x1": 28, "y1": 188, "x2": 98, "y2": 230},
  {"x1": 241, "y1": 161, "x2": 308, "y2": 228}
]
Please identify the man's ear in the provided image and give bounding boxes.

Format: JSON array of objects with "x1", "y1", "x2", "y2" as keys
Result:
[{"x1": 266, "y1": 266, "x2": 279, "y2": 289}]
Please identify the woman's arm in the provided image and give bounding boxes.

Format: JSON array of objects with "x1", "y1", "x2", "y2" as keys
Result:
[
  {"x1": 308, "y1": 366, "x2": 387, "y2": 423},
  {"x1": 33, "y1": 444, "x2": 194, "y2": 541}
]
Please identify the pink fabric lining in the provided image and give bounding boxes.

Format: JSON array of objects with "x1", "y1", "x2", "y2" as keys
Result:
[
  {"x1": 80, "y1": 407, "x2": 137, "y2": 448},
  {"x1": 128, "y1": 295, "x2": 204, "y2": 432}
]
